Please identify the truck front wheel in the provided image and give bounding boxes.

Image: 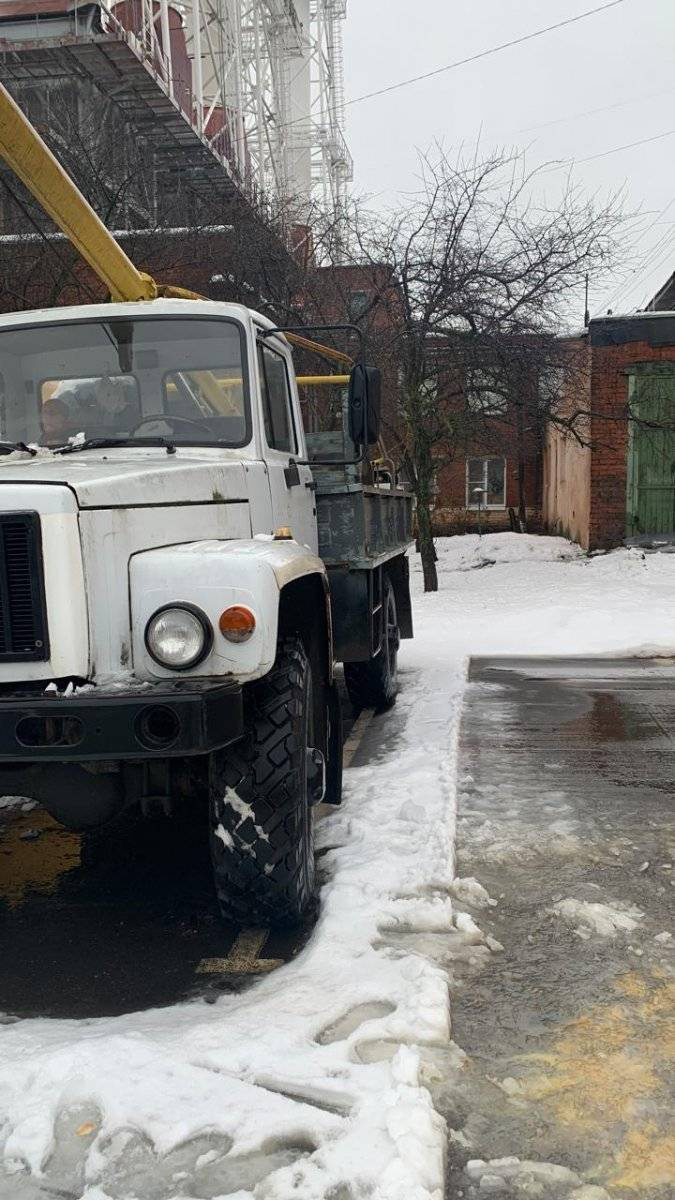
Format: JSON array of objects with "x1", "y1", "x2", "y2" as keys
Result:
[
  {"x1": 344, "y1": 574, "x2": 400, "y2": 711},
  {"x1": 208, "y1": 636, "x2": 318, "y2": 927}
]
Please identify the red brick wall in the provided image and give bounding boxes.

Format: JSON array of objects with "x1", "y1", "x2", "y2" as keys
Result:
[
  {"x1": 589, "y1": 339, "x2": 675, "y2": 549},
  {"x1": 310, "y1": 264, "x2": 403, "y2": 436}
]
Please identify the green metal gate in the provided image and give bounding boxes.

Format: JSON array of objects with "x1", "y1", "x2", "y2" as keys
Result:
[{"x1": 626, "y1": 367, "x2": 675, "y2": 538}]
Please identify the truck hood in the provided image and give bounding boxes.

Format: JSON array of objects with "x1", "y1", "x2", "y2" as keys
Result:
[{"x1": 0, "y1": 448, "x2": 250, "y2": 508}]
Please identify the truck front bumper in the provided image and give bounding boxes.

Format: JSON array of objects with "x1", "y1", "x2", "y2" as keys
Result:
[{"x1": 0, "y1": 682, "x2": 244, "y2": 762}]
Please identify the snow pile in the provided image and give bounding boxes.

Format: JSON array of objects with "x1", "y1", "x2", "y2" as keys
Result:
[
  {"x1": 412, "y1": 531, "x2": 584, "y2": 575},
  {"x1": 552, "y1": 897, "x2": 643, "y2": 938},
  {"x1": 1, "y1": 534, "x2": 675, "y2": 1198},
  {"x1": 0, "y1": 798, "x2": 35, "y2": 812},
  {"x1": 411, "y1": 539, "x2": 675, "y2": 659}
]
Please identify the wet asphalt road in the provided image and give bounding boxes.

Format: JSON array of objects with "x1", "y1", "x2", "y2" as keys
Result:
[{"x1": 444, "y1": 658, "x2": 674, "y2": 1200}]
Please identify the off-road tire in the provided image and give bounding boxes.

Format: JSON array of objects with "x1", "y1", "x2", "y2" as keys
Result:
[
  {"x1": 344, "y1": 575, "x2": 400, "y2": 711},
  {"x1": 208, "y1": 636, "x2": 316, "y2": 927}
]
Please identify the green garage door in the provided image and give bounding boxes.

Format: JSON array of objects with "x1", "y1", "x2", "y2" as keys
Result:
[{"x1": 626, "y1": 368, "x2": 675, "y2": 538}]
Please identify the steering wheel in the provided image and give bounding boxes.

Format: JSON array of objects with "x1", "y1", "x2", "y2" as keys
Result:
[{"x1": 129, "y1": 413, "x2": 209, "y2": 437}]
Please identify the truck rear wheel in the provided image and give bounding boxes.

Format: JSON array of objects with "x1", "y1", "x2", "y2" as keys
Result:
[
  {"x1": 208, "y1": 636, "x2": 318, "y2": 927},
  {"x1": 344, "y1": 575, "x2": 400, "y2": 711}
]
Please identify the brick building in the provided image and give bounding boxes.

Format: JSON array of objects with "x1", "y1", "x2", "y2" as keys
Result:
[
  {"x1": 432, "y1": 412, "x2": 542, "y2": 535},
  {"x1": 312, "y1": 266, "x2": 545, "y2": 533},
  {"x1": 543, "y1": 310, "x2": 675, "y2": 549}
]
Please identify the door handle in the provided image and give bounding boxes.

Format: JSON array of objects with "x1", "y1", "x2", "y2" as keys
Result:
[{"x1": 284, "y1": 460, "x2": 301, "y2": 488}]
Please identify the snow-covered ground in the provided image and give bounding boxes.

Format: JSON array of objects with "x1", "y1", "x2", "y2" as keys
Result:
[{"x1": 1, "y1": 535, "x2": 674, "y2": 1200}]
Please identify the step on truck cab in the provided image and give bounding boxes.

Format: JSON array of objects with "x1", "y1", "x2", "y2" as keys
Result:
[{"x1": 0, "y1": 299, "x2": 414, "y2": 924}]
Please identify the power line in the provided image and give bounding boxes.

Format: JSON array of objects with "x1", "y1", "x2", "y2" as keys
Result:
[
  {"x1": 611, "y1": 228, "x2": 675, "y2": 312},
  {"x1": 598, "y1": 198, "x2": 675, "y2": 313},
  {"x1": 516, "y1": 84, "x2": 675, "y2": 135},
  {"x1": 575, "y1": 127, "x2": 675, "y2": 164},
  {"x1": 347, "y1": 0, "x2": 628, "y2": 108},
  {"x1": 606, "y1": 225, "x2": 675, "y2": 314},
  {"x1": 540, "y1": 127, "x2": 675, "y2": 173},
  {"x1": 634, "y1": 229, "x2": 675, "y2": 307}
]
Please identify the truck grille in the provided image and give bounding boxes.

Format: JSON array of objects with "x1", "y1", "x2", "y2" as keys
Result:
[{"x1": 0, "y1": 513, "x2": 49, "y2": 662}]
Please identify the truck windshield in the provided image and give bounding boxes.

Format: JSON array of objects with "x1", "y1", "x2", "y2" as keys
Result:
[{"x1": 0, "y1": 317, "x2": 250, "y2": 448}]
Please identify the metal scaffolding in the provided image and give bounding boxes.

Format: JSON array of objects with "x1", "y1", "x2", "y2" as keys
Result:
[
  {"x1": 0, "y1": 0, "x2": 352, "y2": 220},
  {"x1": 100, "y1": 0, "x2": 353, "y2": 216}
]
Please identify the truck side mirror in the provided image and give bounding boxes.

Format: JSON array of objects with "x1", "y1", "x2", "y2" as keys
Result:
[{"x1": 348, "y1": 364, "x2": 381, "y2": 447}]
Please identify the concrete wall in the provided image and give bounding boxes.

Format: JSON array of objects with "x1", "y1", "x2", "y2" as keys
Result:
[
  {"x1": 540, "y1": 337, "x2": 591, "y2": 546},
  {"x1": 543, "y1": 425, "x2": 591, "y2": 548}
]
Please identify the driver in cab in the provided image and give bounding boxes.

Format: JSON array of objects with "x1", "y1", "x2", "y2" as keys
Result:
[{"x1": 40, "y1": 376, "x2": 140, "y2": 444}]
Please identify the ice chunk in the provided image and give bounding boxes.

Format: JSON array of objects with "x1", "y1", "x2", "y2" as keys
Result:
[
  {"x1": 451, "y1": 876, "x2": 497, "y2": 909},
  {"x1": 552, "y1": 897, "x2": 642, "y2": 937},
  {"x1": 455, "y1": 911, "x2": 483, "y2": 939}
]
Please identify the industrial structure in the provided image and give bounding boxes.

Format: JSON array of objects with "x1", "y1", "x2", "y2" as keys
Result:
[{"x1": 0, "y1": 0, "x2": 352, "y2": 222}]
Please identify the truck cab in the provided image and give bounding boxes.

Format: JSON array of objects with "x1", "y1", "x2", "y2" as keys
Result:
[{"x1": 0, "y1": 299, "x2": 413, "y2": 926}]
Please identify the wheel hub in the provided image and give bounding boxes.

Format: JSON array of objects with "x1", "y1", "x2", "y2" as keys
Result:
[{"x1": 306, "y1": 747, "x2": 326, "y2": 805}]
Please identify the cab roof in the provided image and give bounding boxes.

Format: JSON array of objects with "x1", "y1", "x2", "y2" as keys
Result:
[{"x1": 0, "y1": 298, "x2": 275, "y2": 329}]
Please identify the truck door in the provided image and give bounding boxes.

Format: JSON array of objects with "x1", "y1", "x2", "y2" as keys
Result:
[{"x1": 256, "y1": 340, "x2": 318, "y2": 553}]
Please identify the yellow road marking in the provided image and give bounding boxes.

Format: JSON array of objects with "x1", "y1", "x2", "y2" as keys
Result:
[
  {"x1": 197, "y1": 928, "x2": 283, "y2": 975},
  {"x1": 342, "y1": 707, "x2": 375, "y2": 769}
]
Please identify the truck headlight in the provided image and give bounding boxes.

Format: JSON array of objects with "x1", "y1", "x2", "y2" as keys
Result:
[{"x1": 145, "y1": 604, "x2": 212, "y2": 670}]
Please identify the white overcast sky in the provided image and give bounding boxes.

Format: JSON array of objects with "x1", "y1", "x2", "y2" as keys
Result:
[{"x1": 342, "y1": 0, "x2": 674, "y2": 319}]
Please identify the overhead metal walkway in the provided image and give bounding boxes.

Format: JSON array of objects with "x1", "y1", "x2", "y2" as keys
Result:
[{"x1": 0, "y1": 1, "x2": 352, "y2": 217}]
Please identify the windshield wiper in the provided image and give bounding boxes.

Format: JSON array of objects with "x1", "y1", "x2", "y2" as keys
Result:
[
  {"x1": 0, "y1": 440, "x2": 37, "y2": 457},
  {"x1": 56, "y1": 437, "x2": 177, "y2": 456}
]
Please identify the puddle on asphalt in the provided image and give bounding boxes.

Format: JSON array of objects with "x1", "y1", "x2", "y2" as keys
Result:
[{"x1": 444, "y1": 660, "x2": 675, "y2": 1200}]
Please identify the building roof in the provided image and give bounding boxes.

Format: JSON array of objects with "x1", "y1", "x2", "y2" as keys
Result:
[
  {"x1": 0, "y1": 1, "x2": 86, "y2": 19},
  {"x1": 588, "y1": 309, "x2": 675, "y2": 347}
]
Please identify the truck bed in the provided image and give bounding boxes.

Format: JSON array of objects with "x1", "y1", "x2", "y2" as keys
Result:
[{"x1": 306, "y1": 433, "x2": 414, "y2": 569}]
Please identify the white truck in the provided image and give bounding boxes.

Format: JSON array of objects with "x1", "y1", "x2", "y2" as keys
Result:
[{"x1": 0, "y1": 298, "x2": 414, "y2": 925}]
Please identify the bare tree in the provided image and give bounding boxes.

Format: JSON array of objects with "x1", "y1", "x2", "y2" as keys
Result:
[{"x1": 323, "y1": 148, "x2": 627, "y2": 589}]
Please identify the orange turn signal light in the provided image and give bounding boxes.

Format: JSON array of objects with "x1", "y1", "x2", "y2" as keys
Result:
[{"x1": 218, "y1": 605, "x2": 256, "y2": 643}]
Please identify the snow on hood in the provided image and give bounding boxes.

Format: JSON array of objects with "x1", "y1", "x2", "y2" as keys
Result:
[{"x1": 0, "y1": 448, "x2": 250, "y2": 508}]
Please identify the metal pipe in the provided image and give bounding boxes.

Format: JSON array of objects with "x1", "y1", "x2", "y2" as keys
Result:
[
  {"x1": 192, "y1": 0, "x2": 204, "y2": 134},
  {"x1": 296, "y1": 375, "x2": 350, "y2": 386},
  {"x1": 158, "y1": 0, "x2": 174, "y2": 98}
]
